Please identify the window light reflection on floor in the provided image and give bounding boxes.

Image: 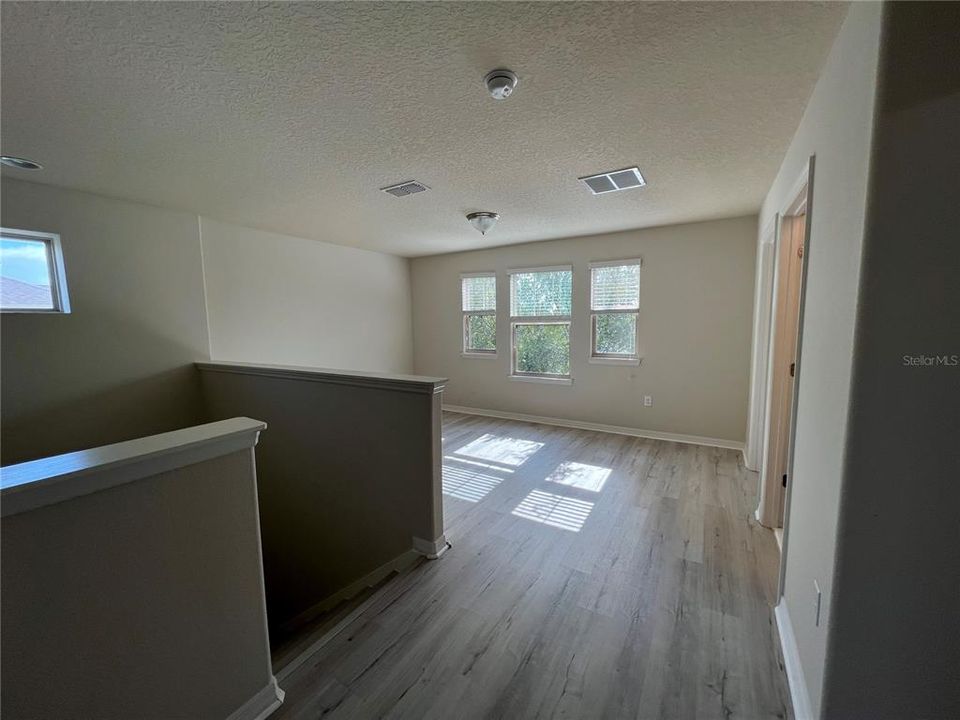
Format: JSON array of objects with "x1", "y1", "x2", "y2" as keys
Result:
[
  {"x1": 546, "y1": 461, "x2": 611, "y2": 493},
  {"x1": 443, "y1": 455, "x2": 514, "y2": 474},
  {"x1": 442, "y1": 463, "x2": 503, "y2": 503},
  {"x1": 512, "y1": 489, "x2": 594, "y2": 532},
  {"x1": 452, "y1": 434, "x2": 544, "y2": 468}
]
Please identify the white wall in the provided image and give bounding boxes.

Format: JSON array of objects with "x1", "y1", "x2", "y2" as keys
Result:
[
  {"x1": 0, "y1": 178, "x2": 210, "y2": 464},
  {"x1": 411, "y1": 216, "x2": 757, "y2": 444},
  {"x1": 200, "y1": 218, "x2": 414, "y2": 373},
  {"x1": 748, "y1": 3, "x2": 883, "y2": 717}
]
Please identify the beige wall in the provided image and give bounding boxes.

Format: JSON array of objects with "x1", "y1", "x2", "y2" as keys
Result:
[
  {"x1": 201, "y1": 217, "x2": 414, "y2": 373},
  {"x1": 411, "y1": 216, "x2": 757, "y2": 443},
  {"x1": 1, "y1": 450, "x2": 274, "y2": 719},
  {"x1": 751, "y1": 3, "x2": 883, "y2": 717},
  {"x1": 0, "y1": 178, "x2": 210, "y2": 464}
]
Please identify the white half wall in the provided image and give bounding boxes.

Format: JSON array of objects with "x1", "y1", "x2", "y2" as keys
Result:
[
  {"x1": 200, "y1": 218, "x2": 413, "y2": 373},
  {"x1": 751, "y1": 4, "x2": 883, "y2": 718},
  {"x1": 411, "y1": 216, "x2": 757, "y2": 443}
]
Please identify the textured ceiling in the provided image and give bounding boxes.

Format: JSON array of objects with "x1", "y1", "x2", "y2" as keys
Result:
[{"x1": 0, "y1": 2, "x2": 846, "y2": 257}]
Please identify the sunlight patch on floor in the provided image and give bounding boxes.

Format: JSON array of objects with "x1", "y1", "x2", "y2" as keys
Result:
[
  {"x1": 452, "y1": 433, "x2": 544, "y2": 468},
  {"x1": 512, "y1": 489, "x2": 594, "y2": 532},
  {"x1": 546, "y1": 461, "x2": 611, "y2": 492},
  {"x1": 442, "y1": 462, "x2": 503, "y2": 503}
]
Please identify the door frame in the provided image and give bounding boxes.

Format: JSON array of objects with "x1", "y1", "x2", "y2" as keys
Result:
[
  {"x1": 776, "y1": 156, "x2": 815, "y2": 597},
  {"x1": 749, "y1": 157, "x2": 816, "y2": 593}
]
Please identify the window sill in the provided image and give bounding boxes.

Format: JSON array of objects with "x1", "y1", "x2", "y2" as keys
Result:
[
  {"x1": 588, "y1": 356, "x2": 642, "y2": 366},
  {"x1": 509, "y1": 375, "x2": 573, "y2": 386},
  {"x1": 461, "y1": 352, "x2": 498, "y2": 359}
]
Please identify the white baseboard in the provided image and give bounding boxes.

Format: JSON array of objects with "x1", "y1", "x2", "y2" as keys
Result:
[
  {"x1": 226, "y1": 676, "x2": 284, "y2": 720},
  {"x1": 775, "y1": 602, "x2": 813, "y2": 720},
  {"x1": 413, "y1": 534, "x2": 450, "y2": 559},
  {"x1": 277, "y1": 549, "x2": 420, "y2": 637},
  {"x1": 443, "y1": 404, "x2": 744, "y2": 452}
]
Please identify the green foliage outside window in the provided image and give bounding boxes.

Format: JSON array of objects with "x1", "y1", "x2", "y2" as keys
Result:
[
  {"x1": 515, "y1": 324, "x2": 570, "y2": 376},
  {"x1": 594, "y1": 314, "x2": 636, "y2": 355},
  {"x1": 466, "y1": 314, "x2": 496, "y2": 351}
]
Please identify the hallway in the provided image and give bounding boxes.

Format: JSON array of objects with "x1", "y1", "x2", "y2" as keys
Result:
[{"x1": 274, "y1": 412, "x2": 790, "y2": 719}]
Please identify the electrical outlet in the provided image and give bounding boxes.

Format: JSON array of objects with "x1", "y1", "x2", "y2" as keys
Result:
[
  {"x1": 813, "y1": 580, "x2": 822, "y2": 627},
  {"x1": 643, "y1": 395, "x2": 653, "y2": 407}
]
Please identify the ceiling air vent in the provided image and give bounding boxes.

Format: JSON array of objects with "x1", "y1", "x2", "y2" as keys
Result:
[
  {"x1": 579, "y1": 167, "x2": 646, "y2": 195},
  {"x1": 381, "y1": 180, "x2": 429, "y2": 197}
]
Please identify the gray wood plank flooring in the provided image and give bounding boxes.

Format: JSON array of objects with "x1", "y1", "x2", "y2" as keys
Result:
[{"x1": 274, "y1": 412, "x2": 790, "y2": 719}]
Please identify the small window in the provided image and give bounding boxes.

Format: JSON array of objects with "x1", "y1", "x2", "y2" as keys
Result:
[
  {"x1": 461, "y1": 273, "x2": 496, "y2": 355},
  {"x1": 590, "y1": 260, "x2": 640, "y2": 362},
  {"x1": 0, "y1": 229, "x2": 70, "y2": 313},
  {"x1": 509, "y1": 266, "x2": 572, "y2": 380}
]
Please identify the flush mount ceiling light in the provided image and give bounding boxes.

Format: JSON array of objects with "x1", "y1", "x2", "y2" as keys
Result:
[
  {"x1": 0, "y1": 155, "x2": 43, "y2": 170},
  {"x1": 467, "y1": 212, "x2": 500, "y2": 235},
  {"x1": 484, "y1": 69, "x2": 519, "y2": 100},
  {"x1": 579, "y1": 166, "x2": 646, "y2": 195}
]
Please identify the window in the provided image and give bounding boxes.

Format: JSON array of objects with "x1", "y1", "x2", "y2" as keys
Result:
[
  {"x1": 0, "y1": 229, "x2": 70, "y2": 313},
  {"x1": 590, "y1": 260, "x2": 640, "y2": 362},
  {"x1": 461, "y1": 273, "x2": 496, "y2": 355},
  {"x1": 509, "y1": 266, "x2": 572, "y2": 380}
]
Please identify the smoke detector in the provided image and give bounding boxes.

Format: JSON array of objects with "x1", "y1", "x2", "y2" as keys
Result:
[
  {"x1": 484, "y1": 69, "x2": 519, "y2": 100},
  {"x1": 467, "y1": 212, "x2": 500, "y2": 235}
]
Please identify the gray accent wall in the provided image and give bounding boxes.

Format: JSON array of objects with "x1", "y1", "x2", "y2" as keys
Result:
[
  {"x1": 822, "y1": 4, "x2": 960, "y2": 717},
  {"x1": 0, "y1": 178, "x2": 211, "y2": 464},
  {"x1": 198, "y1": 363, "x2": 446, "y2": 637}
]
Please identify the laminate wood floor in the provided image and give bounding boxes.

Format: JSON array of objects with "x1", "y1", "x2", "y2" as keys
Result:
[{"x1": 274, "y1": 412, "x2": 790, "y2": 720}]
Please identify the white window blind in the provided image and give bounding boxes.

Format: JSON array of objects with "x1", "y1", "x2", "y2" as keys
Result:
[
  {"x1": 509, "y1": 267, "x2": 572, "y2": 379},
  {"x1": 589, "y1": 260, "x2": 640, "y2": 361},
  {"x1": 461, "y1": 274, "x2": 496, "y2": 355},
  {"x1": 461, "y1": 275, "x2": 496, "y2": 312},
  {"x1": 510, "y1": 269, "x2": 572, "y2": 317},
  {"x1": 590, "y1": 263, "x2": 640, "y2": 310}
]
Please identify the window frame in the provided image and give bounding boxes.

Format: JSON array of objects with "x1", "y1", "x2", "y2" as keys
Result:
[
  {"x1": 508, "y1": 265, "x2": 573, "y2": 382},
  {"x1": 0, "y1": 227, "x2": 71, "y2": 314},
  {"x1": 589, "y1": 258, "x2": 641, "y2": 365},
  {"x1": 460, "y1": 272, "x2": 497, "y2": 358}
]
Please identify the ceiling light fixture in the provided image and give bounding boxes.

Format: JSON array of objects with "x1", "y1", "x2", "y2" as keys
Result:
[
  {"x1": 467, "y1": 212, "x2": 500, "y2": 235},
  {"x1": 484, "y1": 69, "x2": 519, "y2": 100},
  {"x1": 0, "y1": 155, "x2": 43, "y2": 170},
  {"x1": 579, "y1": 166, "x2": 646, "y2": 195}
]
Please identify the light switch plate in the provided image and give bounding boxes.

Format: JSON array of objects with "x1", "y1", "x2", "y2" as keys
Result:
[{"x1": 814, "y1": 580, "x2": 822, "y2": 627}]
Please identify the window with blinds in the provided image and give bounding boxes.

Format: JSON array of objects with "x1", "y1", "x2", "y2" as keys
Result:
[
  {"x1": 590, "y1": 260, "x2": 640, "y2": 361},
  {"x1": 509, "y1": 267, "x2": 572, "y2": 378},
  {"x1": 461, "y1": 274, "x2": 496, "y2": 355}
]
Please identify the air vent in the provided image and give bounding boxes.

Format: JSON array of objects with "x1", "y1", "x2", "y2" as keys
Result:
[
  {"x1": 579, "y1": 167, "x2": 646, "y2": 195},
  {"x1": 381, "y1": 180, "x2": 429, "y2": 197}
]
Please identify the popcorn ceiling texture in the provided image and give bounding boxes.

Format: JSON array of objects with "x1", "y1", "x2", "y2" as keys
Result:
[{"x1": 0, "y1": 1, "x2": 845, "y2": 257}]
